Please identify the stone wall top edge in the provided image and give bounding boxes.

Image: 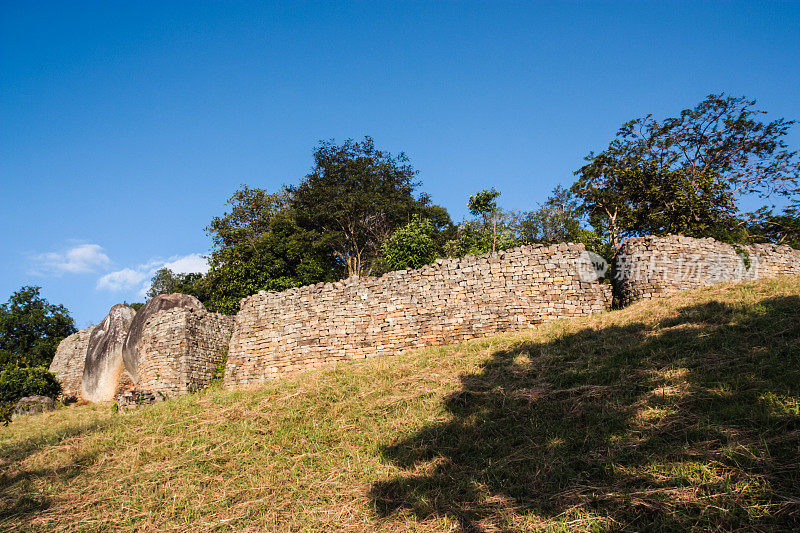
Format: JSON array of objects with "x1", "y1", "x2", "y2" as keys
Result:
[
  {"x1": 621, "y1": 234, "x2": 719, "y2": 246},
  {"x1": 140, "y1": 305, "x2": 231, "y2": 327},
  {"x1": 237, "y1": 241, "x2": 591, "y2": 309},
  {"x1": 619, "y1": 234, "x2": 800, "y2": 256}
]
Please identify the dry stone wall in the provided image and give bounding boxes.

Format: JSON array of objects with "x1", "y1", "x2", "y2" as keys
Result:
[
  {"x1": 123, "y1": 293, "x2": 204, "y2": 384},
  {"x1": 135, "y1": 308, "x2": 234, "y2": 396},
  {"x1": 225, "y1": 243, "x2": 613, "y2": 387},
  {"x1": 615, "y1": 235, "x2": 800, "y2": 306},
  {"x1": 49, "y1": 326, "x2": 95, "y2": 401},
  {"x1": 46, "y1": 236, "x2": 800, "y2": 401}
]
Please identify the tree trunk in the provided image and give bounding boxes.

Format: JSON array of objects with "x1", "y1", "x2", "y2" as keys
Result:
[{"x1": 492, "y1": 217, "x2": 497, "y2": 252}]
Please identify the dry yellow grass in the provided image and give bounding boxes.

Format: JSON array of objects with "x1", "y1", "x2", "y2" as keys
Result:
[{"x1": 2, "y1": 276, "x2": 800, "y2": 531}]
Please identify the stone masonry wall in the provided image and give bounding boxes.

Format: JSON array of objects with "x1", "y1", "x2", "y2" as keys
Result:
[
  {"x1": 615, "y1": 235, "x2": 800, "y2": 306},
  {"x1": 136, "y1": 308, "x2": 234, "y2": 396},
  {"x1": 49, "y1": 326, "x2": 95, "y2": 400},
  {"x1": 225, "y1": 243, "x2": 612, "y2": 387}
]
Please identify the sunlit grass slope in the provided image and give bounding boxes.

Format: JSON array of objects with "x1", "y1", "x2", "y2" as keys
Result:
[{"x1": 2, "y1": 277, "x2": 800, "y2": 532}]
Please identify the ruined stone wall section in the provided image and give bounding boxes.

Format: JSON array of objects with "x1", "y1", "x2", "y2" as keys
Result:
[
  {"x1": 184, "y1": 311, "x2": 235, "y2": 392},
  {"x1": 225, "y1": 243, "x2": 613, "y2": 387},
  {"x1": 49, "y1": 326, "x2": 95, "y2": 400},
  {"x1": 134, "y1": 309, "x2": 185, "y2": 395},
  {"x1": 136, "y1": 308, "x2": 234, "y2": 396},
  {"x1": 615, "y1": 235, "x2": 800, "y2": 306}
]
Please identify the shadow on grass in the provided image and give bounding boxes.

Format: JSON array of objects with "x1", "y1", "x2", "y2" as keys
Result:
[
  {"x1": 371, "y1": 296, "x2": 800, "y2": 531},
  {"x1": 0, "y1": 418, "x2": 108, "y2": 524}
]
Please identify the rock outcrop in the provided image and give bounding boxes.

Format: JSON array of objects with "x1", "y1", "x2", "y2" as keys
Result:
[
  {"x1": 82, "y1": 304, "x2": 136, "y2": 402},
  {"x1": 12, "y1": 396, "x2": 55, "y2": 419},
  {"x1": 122, "y1": 293, "x2": 204, "y2": 384},
  {"x1": 49, "y1": 326, "x2": 95, "y2": 401}
]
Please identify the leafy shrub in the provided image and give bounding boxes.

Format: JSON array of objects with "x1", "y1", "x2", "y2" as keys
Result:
[
  {"x1": 382, "y1": 217, "x2": 438, "y2": 271},
  {"x1": 0, "y1": 366, "x2": 61, "y2": 404},
  {"x1": 124, "y1": 301, "x2": 145, "y2": 312},
  {"x1": 0, "y1": 401, "x2": 13, "y2": 425},
  {"x1": 0, "y1": 366, "x2": 60, "y2": 425},
  {"x1": 0, "y1": 286, "x2": 76, "y2": 368},
  {"x1": 209, "y1": 349, "x2": 228, "y2": 388}
]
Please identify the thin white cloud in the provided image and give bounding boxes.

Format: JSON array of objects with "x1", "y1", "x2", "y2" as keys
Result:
[
  {"x1": 163, "y1": 253, "x2": 210, "y2": 275},
  {"x1": 96, "y1": 268, "x2": 148, "y2": 291},
  {"x1": 96, "y1": 253, "x2": 210, "y2": 299},
  {"x1": 35, "y1": 244, "x2": 111, "y2": 275}
]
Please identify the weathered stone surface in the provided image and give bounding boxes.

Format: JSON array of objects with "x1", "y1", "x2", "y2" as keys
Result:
[
  {"x1": 225, "y1": 243, "x2": 614, "y2": 387},
  {"x1": 122, "y1": 293, "x2": 204, "y2": 384},
  {"x1": 115, "y1": 370, "x2": 135, "y2": 397},
  {"x1": 134, "y1": 306, "x2": 234, "y2": 396},
  {"x1": 116, "y1": 389, "x2": 165, "y2": 411},
  {"x1": 12, "y1": 396, "x2": 55, "y2": 419},
  {"x1": 615, "y1": 235, "x2": 800, "y2": 306},
  {"x1": 82, "y1": 304, "x2": 136, "y2": 402},
  {"x1": 49, "y1": 326, "x2": 95, "y2": 401}
]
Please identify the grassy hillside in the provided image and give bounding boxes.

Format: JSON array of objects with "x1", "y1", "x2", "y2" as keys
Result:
[{"x1": 2, "y1": 277, "x2": 800, "y2": 532}]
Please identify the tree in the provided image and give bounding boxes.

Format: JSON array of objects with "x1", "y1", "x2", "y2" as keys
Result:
[
  {"x1": 443, "y1": 190, "x2": 527, "y2": 258},
  {"x1": 202, "y1": 139, "x2": 451, "y2": 311},
  {"x1": 0, "y1": 286, "x2": 76, "y2": 369},
  {"x1": 518, "y1": 186, "x2": 583, "y2": 242},
  {"x1": 146, "y1": 268, "x2": 204, "y2": 299},
  {"x1": 574, "y1": 156, "x2": 741, "y2": 249},
  {"x1": 291, "y1": 137, "x2": 434, "y2": 277},
  {"x1": 444, "y1": 223, "x2": 486, "y2": 258},
  {"x1": 203, "y1": 185, "x2": 335, "y2": 314},
  {"x1": 123, "y1": 302, "x2": 145, "y2": 312},
  {"x1": 206, "y1": 186, "x2": 294, "y2": 254},
  {"x1": 468, "y1": 188, "x2": 501, "y2": 252},
  {"x1": 572, "y1": 94, "x2": 800, "y2": 250},
  {"x1": 382, "y1": 217, "x2": 438, "y2": 271},
  {"x1": 516, "y1": 186, "x2": 610, "y2": 258},
  {"x1": 747, "y1": 206, "x2": 800, "y2": 249}
]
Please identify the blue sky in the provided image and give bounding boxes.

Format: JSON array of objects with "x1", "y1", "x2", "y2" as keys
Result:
[{"x1": 2, "y1": 1, "x2": 799, "y2": 327}]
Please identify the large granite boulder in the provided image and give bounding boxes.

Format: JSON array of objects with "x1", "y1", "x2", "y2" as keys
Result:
[
  {"x1": 12, "y1": 396, "x2": 55, "y2": 419},
  {"x1": 82, "y1": 304, "x2": 136, "y2": 402},
  {"x1": 49, "y1": 326, "x2": 95, "y2": 402},
  {"x1": 122, "y1": 293, "x2": 204, "y2": 383}
]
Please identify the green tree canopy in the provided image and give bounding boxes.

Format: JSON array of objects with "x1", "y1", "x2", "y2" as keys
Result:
[
  {"x1": 203, "y1": 186, "x2": 334, "y2": 314},
  {"x1": 146, "y1": 268, "x2": 204, "y2": 300},
  {"x1": 291, "y1": 137, "x2": 439, "y2": 277},
  {"x1": 0, "y1": 286, "x2": 76, "y2": 369},
  {"x1": 444, "y1": 189, "x2": 528, "y2": 258},
  {"x1": 572, "y1": 94, "x2": 800, "y2": 250},
  {"x1": 199, "y1": 138, "x2": 452, "y2": 312},
  {"x1": 747, "y1": 206, "x2": 800, "y2": 250},
  {"x1": 516, "y1": 186, "x2": 609, "y2": 258},
  {"x1": 468, "y1": 188, "x2": 501, "y2": 252}
]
